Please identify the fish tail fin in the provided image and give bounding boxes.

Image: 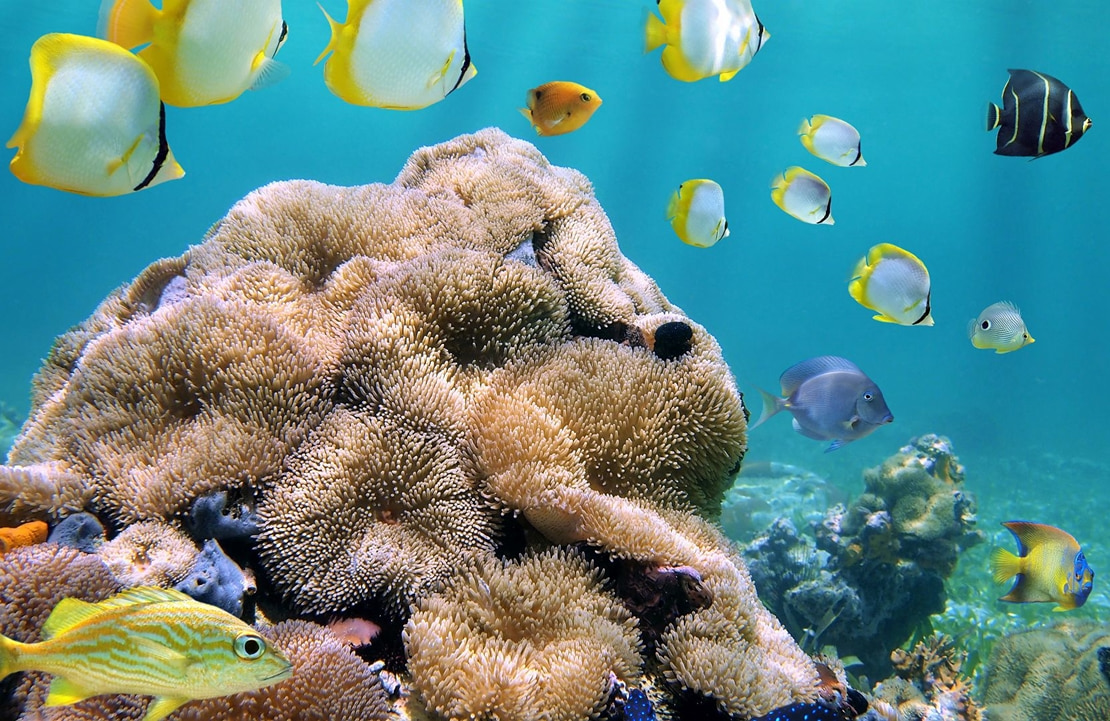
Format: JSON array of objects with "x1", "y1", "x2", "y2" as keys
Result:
[
  {"x1": 0, "y1": 634, "x2": 23, "y2": 680},
  {"x1": 985, "y1": 102, "x2": 1001, "y2": 131},
  {"x1": 989, "y1": 546, "x2": 1021, "y2": 585},
  {"x1": 97, "y1": 0, "x2": 157, "y2": 49},
  {"x1": 314, "y1": 2, "x2": 342, "y2": 66},
  {"x1": 797, "y1": 116, "x2": 814, "y2": 137},
  {"x1": 749, "y1": 387, "x2": 785, "y2": 430},
  {"x1": 644, "y1": 11, "x2": 667, "y2": 53}
]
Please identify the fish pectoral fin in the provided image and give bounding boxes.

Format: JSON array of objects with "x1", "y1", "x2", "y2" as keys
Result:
[
  {"x1": 825, "y1": 439, "x2": 848, "y2": 453},
  {"x1": 143, "y1": 696, "x2": 189, "y2": 721},
  {"x1": 108, "y1": 134, "x2": 147, "y2": 181},
  {"x1": 44, "y1": 676, "x2": 97, "y2": 707},
  {"x1": 718, "y1": 68, "x2": 739, "y2": 82},
  {"x1": 131, "y1": 634, "x2": 190, "y2": 671},
  {"x1": 249, "y1": 54, "x2": 291, "y2": 92},
  {"x1": 427, "y1": 50, "x2": 456, "y2": 90},
  {"x1": 872, "y1": 313, "x2": 899, "y2": 324}
]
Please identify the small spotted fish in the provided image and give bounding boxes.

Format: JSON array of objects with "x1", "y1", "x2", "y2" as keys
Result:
[
  {"x1": 751, "y1": 701, "x2": 851, "y2": 721},
  {"x1": 0, "y1": 586, "x2": 292, "y2": 721},
  {"x1": 622, "y1": 688, "x2": 656, "y2": 721}
]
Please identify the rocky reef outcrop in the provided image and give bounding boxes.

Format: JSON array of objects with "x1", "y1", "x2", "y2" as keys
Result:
[
  {"x1": 0, "y1": 129, "x2": 818, "y2": 719},
  {"x1": 745, "y1": 435, "x2": 984, "y2": 677}
]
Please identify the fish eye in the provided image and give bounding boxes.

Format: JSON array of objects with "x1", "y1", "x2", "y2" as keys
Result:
[
  {"x1": 1022, "y1": 333, "x2": 1029, "y2": 339},
  {"x1": 234, "y1": 633, "x2": 266, "y2": 660},
  {"x1": 863, "y1": 392, "x2": 874, "y2": 401},
  {"x1": 580, "y1": 93, "x2": 591, "y2": 102},
  {"x1": 980, "y1": 320, "x2": 991, "y2": 330}
]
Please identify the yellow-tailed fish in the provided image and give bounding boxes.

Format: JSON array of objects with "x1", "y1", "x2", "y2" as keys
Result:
[
  {"x1": 990, "y1": 521, "x2": 1094, "y2": 611},
  {"x1": 770, "y1": 167, "x2": 833, "y2": 225},
  {"x1": 98, "y1": 0, "x2": 289, "y2": 107},
  {"x1": 848, "y1": 243, "x2": 933, "y2": 326},
  {"x1": 0, "y1": 586, "x2": 292, "y2": 721},
  {"x1": 799, "y1": 114, "x2": 866, "y2": 167},
  {"x1": 7, "y1": 33, "x2": 184, "y2": 197},
  {"x1": 520, "y1": 81, "x2": 602, "y2": 136},
  {"x1": 667, "y1": 179, "x2": 729, "y2": 248},
  {"x1": 316, "y1": 0, "x2": 475, "y2": 110},
  {"x1": 968, "y1": 301, "x2": 1033, "y2": 353},
  {"x1": 644, "y1": 0, "x2": 769, "y2": 83}
]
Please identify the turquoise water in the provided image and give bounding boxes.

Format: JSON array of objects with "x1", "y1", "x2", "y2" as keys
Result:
[{"x1": 2, "y1": 0, "x2": 1107, "y2": 624}]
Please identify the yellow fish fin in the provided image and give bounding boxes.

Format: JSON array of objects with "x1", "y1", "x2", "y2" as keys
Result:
[
  {"x1": 871, "y1": 313, "x2": 900, "y2": 324},
  {"x1": 315, "y1": 2, "x2": 343, "y2": 66},
  {"x1": 41, "y1": 598, "x2": 102, "y2": 640},
  {"x1": 989, "y1": 546, "x2": 1020, "y2": 584},
  {"x1": 97, "y1": 0, "x2": 158, "y2": 50},
  {"x1": 249, "y1": 53, "x2": 291, "y2": 92},
  {"x1": 143, "y1": 696, "x2": 189, "y2": 721},
  {"x1": 103, "y1": 586, "x2": 195, "y2": 607},
  {"x1": 44, "y1": 676, "x2": 97, "y2": 706},
  {"x1": 427, "y1": 50, "x2": 456, "y2": 90},
  {"x1": 719, "y1": 68, "x2": 739, "y2": 82},
  {"x1": 1004, "y1": 521, "x2": 1078, "y2": 555},
  {"x1": 644, "y1": 10, "x2": 667, "y2": 53},
  {"x1": 518, "y1": 106, "x2": 538, "y2": 132}
]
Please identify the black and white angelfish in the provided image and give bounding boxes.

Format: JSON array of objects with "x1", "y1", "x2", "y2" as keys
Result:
[{"x1": 987, "y1": 69, "x2": 1091, "y2": 158}]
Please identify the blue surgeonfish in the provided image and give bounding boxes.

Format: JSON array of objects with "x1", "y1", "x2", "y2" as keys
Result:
[
  {"x1": 799, "y1": 115, "x2": 865, "y2": 167},
  {"x1": 644, "y1": 0, "x2": 769, "y2": 83},
  {"x1": 848, "y1": 243, "x2": 933, "y2": 326},
  {"x1": 315, "y1": 0, "x2": 476, "y2": 110},
  {"x1": 770, "y1": 167, "x2": 833, "y2": 225},
  {"x1": 987, "y1": 69, "x2": 1091, "y2": 158},
  {"x1": 667, "y1": 179, "x2": 728, "y2": 248},
  {"x1": 752, "y1": 356, "x2": 893, "y2": 452},
  {"x1": 98, "y1": 0, "x2": 290, "y2": 107},
  {"x1": 968, "y1": 301, "x2": 1033, "y2": 353},
  {"x1": 7, "y1": 33, "x2": 184, "y2": 197},
  {"x1": 991, "y1": 521, "x2": 1094, "y2": 611}
]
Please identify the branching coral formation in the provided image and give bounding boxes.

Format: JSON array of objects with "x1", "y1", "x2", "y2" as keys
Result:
[
  {"x1": 0, "y1": 129, "x2": 817, "y2": 718},
  {"x1": 873, "y1": 634, "x2": 982, "y2": 721}
]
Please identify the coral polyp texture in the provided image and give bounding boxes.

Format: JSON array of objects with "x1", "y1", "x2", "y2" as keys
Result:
[
  {"x1": 0, "y1": 128, "x2": 818, "y2": 717},
  {"x1": 404, "y1": 548, "x2": 642, "y2": 721}
]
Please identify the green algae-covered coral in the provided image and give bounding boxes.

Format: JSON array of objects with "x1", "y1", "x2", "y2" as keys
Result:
[
  {"x1": 982, "y1": 620, "x2": 1110, "y2": 721},
  {"x1": 0, "y1": 128, "x2": 816, "y2": 718}
]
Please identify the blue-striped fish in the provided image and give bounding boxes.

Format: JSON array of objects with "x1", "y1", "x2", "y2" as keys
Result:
[
  {"x1": 0, "y1": 586, "x2": 292, "y2": 721},
  {"x1": 987, "y1": 69, "x2": 1091, "y2": 158}
]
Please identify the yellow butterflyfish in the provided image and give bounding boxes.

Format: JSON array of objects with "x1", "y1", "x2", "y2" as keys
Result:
[
  {"x1": 98, "y1": 0, "x2": 290, "y2": 107},
  {"x1": 7, "y1": 33, "x2": 184, "y2": 197},
  {"x1": 770, "y1": 167, "x2": 833, "y2": 225},
  {"x1": 667, "y1": 179, "x2": 729, "y2": 248},
  {"x1": 799, "y1": 114, "x2": 866, "y2": 167},
  {"x1": 645, "y1": 0, "x2": 769, "y2": 83},
  {"x1": 315, "y1": 0, "x2": 476, "y2": 110},
  {"x1": 848, "y1": 243, "x2": 932, "y2": 326}
]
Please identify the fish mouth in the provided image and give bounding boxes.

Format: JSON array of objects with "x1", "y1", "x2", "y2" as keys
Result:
[{"x1": 264, "y1": 665, "x2": 294, "y2": 682}]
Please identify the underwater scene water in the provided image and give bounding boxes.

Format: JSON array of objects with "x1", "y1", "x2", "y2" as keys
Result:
[{"x1": 2, "y1": 1, "x2": 1109, "y2": 719}]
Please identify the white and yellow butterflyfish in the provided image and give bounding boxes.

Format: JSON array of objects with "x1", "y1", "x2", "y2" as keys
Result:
[
  {"x1": 799, "y1": 114, "x2": 866, "y2": 167},
  {"x1": 7, "y1": 33, "x2": 184, "y2": 197},
  {"x1": 315, "y1": 0, "x2": 476, "y2": 110},
  {"x1": 770, "y1": 166, "x2": 833, "y2": 225},
  {"x1": 98, "y1": 0, "x2": 290, "y2": 107},
  {"x1": 848, "y1": 243, "x2": 933, "y2": 326},
  {"x1": 645, "y1": 0, "x2": 769, "y2": 83},
  {"x1": 667, "y1": 179, "x2": 729, "y2": 248}
]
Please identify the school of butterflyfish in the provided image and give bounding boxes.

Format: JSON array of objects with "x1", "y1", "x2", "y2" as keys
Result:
[{"x1": 2, "y1": 11, "x2": 1097, "y2": 697}]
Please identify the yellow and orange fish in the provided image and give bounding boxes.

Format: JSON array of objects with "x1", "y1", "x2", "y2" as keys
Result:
[
  {"x1": 990, "y1": 521, "x2": 1094, "y2": 611},
  {"x1": 520, "y1": 81, "x2": 602, "y2": 136},
  {"x1": 0, "y1": 586, "x2": 292, "y2": 720}
]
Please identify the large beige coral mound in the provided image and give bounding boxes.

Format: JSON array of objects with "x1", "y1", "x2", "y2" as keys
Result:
[{"x1": 0, "y1": 128, "x2": 817, "y2": 715}]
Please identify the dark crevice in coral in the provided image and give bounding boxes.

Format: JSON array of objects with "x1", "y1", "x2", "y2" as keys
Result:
[
  {"x1": 601, "y1": 556, "x2": 713, "y2": 656},
  {"x1": 570, "y1": 318, "x2": 632, "y2": 343}
]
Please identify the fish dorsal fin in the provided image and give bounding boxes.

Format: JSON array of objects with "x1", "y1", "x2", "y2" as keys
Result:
[
  {"x1": 779, "y1": 356, "x2": 862, "y2": 395},
  {"x1": 1003, "y1": 521, "x2": 1078, "y2": 557},
  {"x1": 105, "y1": 586, "x2": 195, "y2": 606},
  {"x1": 41, "y1": 598, "x2": 102, "y2": 640},
  {"x1": 44, "y1": 676, "x2": 97, "y2": 706}
]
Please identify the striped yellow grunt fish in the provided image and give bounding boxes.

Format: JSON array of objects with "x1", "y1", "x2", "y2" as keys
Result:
[{"x1": 0, "y1": 586, "x2": 292, "y2": 720}]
